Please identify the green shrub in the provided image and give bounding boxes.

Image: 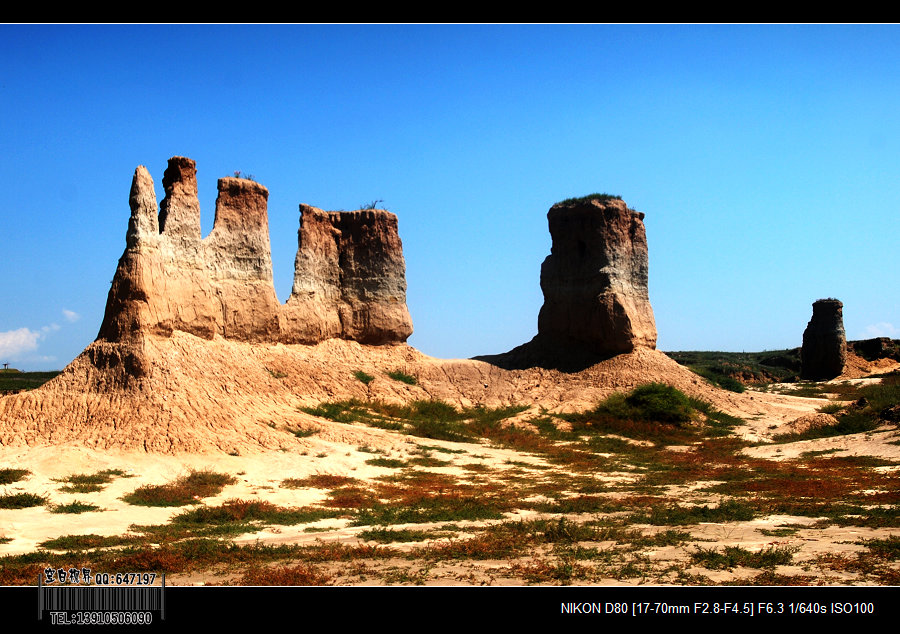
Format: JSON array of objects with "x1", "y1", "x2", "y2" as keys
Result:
[
  {"x1": 172, "y1": 499, "x2": 338, "y2": 526},
  {"x1": 691, "y1": 544, "x2": 799, "y2": 570},
  {"x1": 123, "y1": 470, "x2": 236, "y2": 507},
  {"x1": 40, "y1": 534, "x2": 136, "y2": 550},
  {"x1": 556, "y1": 193, "x2": 622, "y2": 205},
  {"x1": 358, "y1": 527, "x2": 433, "y2": 543},
  {"x1": 624, "y1": 383, "x2": 694, "y2": 423},
  {"x1": 864, "y1": 535, "x2": 900, "y2": 560},
  {"x1": 638, "y1": 500, "x2": 756, "y2": 525},
  {"x1": 359, "y1": 199, "x2": 384, "y2": 210},
  {"x1": 0, "y1": 469, "x2": 29, "y2": 485},
  {"x1": 354, "y1": 370, "x2": 375, "y2": 385},
  {"x1": 583, "y1": 383, "x2": 698, "y2": 428},
  {"x1": 387, "y1": 370, "x2": 417, "y2": 385},
  {"x1": 365, "y1": 458, "x2": 406, "y2": 468},
  {"x1": 57, "y1": 469, "x2": 129, "y2": 493},
  {"x1": 300, "y1": 402, "x2": 359, "y2": 423},
  {"x1": 0, "y1": 493, "x2": 46, "y2": 509},
  {"x1": 51, "y1": 501, "x2": 101, "y2": 514}
]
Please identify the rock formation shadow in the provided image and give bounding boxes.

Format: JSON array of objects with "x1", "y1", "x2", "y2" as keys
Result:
[{"x1": 474, "y1": 339, "x2": 621, "y2": 373}]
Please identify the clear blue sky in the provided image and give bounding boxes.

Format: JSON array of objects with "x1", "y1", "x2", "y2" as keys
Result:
[{"x1": 2, "y1": 24, "x2": 898, "y2": 371}]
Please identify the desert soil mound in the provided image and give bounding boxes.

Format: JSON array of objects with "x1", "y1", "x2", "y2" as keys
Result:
[
  {"x1": 0, "y1": 332, "x2": 805, "y2": 455},
  {"x1": 839, "y1": 350, "x2": 900, "y2": 379}
]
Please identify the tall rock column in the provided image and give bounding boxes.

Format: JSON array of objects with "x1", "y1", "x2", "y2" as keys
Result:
[
  {"x1": 330, "y1": 209, "x2": 413, "y2": 344},
  {"x1": 203, "y1": 177, "x2": 281, "y2": 341},
  {"x1": 801, "y1": 298, "x2": 847, "y2": 380},
  {"x1": 158, "y1": 157, "x2": 202, "y2": 258},
  {"x1": 536, "y1": 196, "x2": 657, "y2": 356},
  {"x1": 150, "y1": 157, "x2": 220, "y2": 339},
  {"x1": 477, "y1": 195, "x2": 658, "y2": 370},
  {"x1": 281, "y1": 205, "x2": 413, "y2": 345}
]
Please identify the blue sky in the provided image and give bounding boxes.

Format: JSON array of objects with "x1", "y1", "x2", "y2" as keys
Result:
[{"x1": 1, "y1": 24, "x2": 898, "y2": 371}]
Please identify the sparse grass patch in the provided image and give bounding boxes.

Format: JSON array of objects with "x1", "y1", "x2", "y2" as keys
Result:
[
  {"x1": 298, "y1": 398, "x2": 526, "y2": 445},
  {"x1": 816, "y1": 550, "x2": 900, "y2": 584},
  {"x1": 387, "y1": 369, "x2": 417, "y2": 385},
  {"x1": 238, "y1": 563, "x2": 331, "y2": 585},
  {"x1": 129, "y1": 521, "x2": 257, "y2": 542},
  {"x1": 863, "y1": 535, "x2": 900, "y2": 560},
  {"x1": 530, "y1": 495, "x2": 617, "y2": 514},
  {"x1": 556, "y1": 193, "x2": 622, "y2": 205},
  {"x1": 39, "y1": 534, "x2": 137, "y2": 550},
  {"x1": 299, "y1": 402, "x2": 361, "y2": 424},
  {"x1": 0, "y1": 493, "x2": 46, "y2": 509},
  {"x1": 56, "y1": 469, "x2": 129, "y2": 493},
  {"x1": 172, "y1": 499, "x2": 342, "y2": 526},
  {"x1": 0, "y1": 561, "x2": 49, "y2": 585},
  {"x1": 635, "y1": 500, "x2": 756, "y2": 525},
  {"x1": 636, "y1": 529, "x2": 694, "y2": 547},
  {"x1": 799, "y1": 448, "x2": 841, "y2": 458},
  {"x1": 366, "y1": 458, "x2": 406, "y2": 468},
  {"x1": 296, "y1": 542, "x2": 400, "y2": 564},
  {"x1": 352, "y1": 494, "x2": 508, "y2": 526},
  {"x1": 829, "y1": 506, "x2": 900, "y2": 528},
  {"x1": 418, "y1": 444, "x2": 467, "y2": 455},
  {"x1": 511, "y1": 557, "x2": 592, "y2": 584},
  {"x1": 0, "y1": 468, "x2": 29, "y2": 485},
  {"x1": 324, "y1": 487, "x2": 377, "y2": 509},
  {"x1": 123, "y1": 470, "x2": 236, "y2": 507},
  {"x1": 735, "y1": 570, "x2": 819, "y2": 586},
  {"x1": 407, "y1": 455, "x2": 451, "y2": 468},
  {"x1": 782, "y1": 382, "x2": 831, "y2": 398},
  {"x1": 539, "y1": 517, "x2": 628, "y2": 543},
  {"x1": 358, "y1": 527, "x2": 434, "y2": 543},
  {"x1": 691, "y1": 544, "x2": 799, "y2": 570},
  {"x1": 760, "y1": 528, "x2": 798, "y2": 537},
  {"x1": 283, "y1": 475, "x2": 358, "y2": 489},
  {"x1": 353, "y1": 370, "x2": 375, "y2": 385},
  {"x1": 51, "y1": 501, "x2": 101, "y2": 514},
  {"x1": 418, "y1": 528, "x2": 526, "y2": 561}
]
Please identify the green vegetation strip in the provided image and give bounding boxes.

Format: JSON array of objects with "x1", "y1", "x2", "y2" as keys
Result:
[
  {"x1": 123, "y1": 470, "x2": 236, "y2": 507},
  {"x1": 0, "y1": 469, "x2": 29, "y2": 485}
]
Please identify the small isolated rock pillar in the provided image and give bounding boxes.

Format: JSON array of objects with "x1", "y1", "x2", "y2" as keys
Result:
[{"x1": 801, "y1": 298, "x2": 847, "y2": 380}]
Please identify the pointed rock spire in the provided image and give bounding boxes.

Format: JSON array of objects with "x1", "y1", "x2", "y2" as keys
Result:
[{"x1": 125, "y1": 165, "x2": 159, "y2": 248}]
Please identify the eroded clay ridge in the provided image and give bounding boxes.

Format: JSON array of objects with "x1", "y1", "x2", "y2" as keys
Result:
[{"x1": 98, "y1": 157, "x2": 413, "y2": 346}]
